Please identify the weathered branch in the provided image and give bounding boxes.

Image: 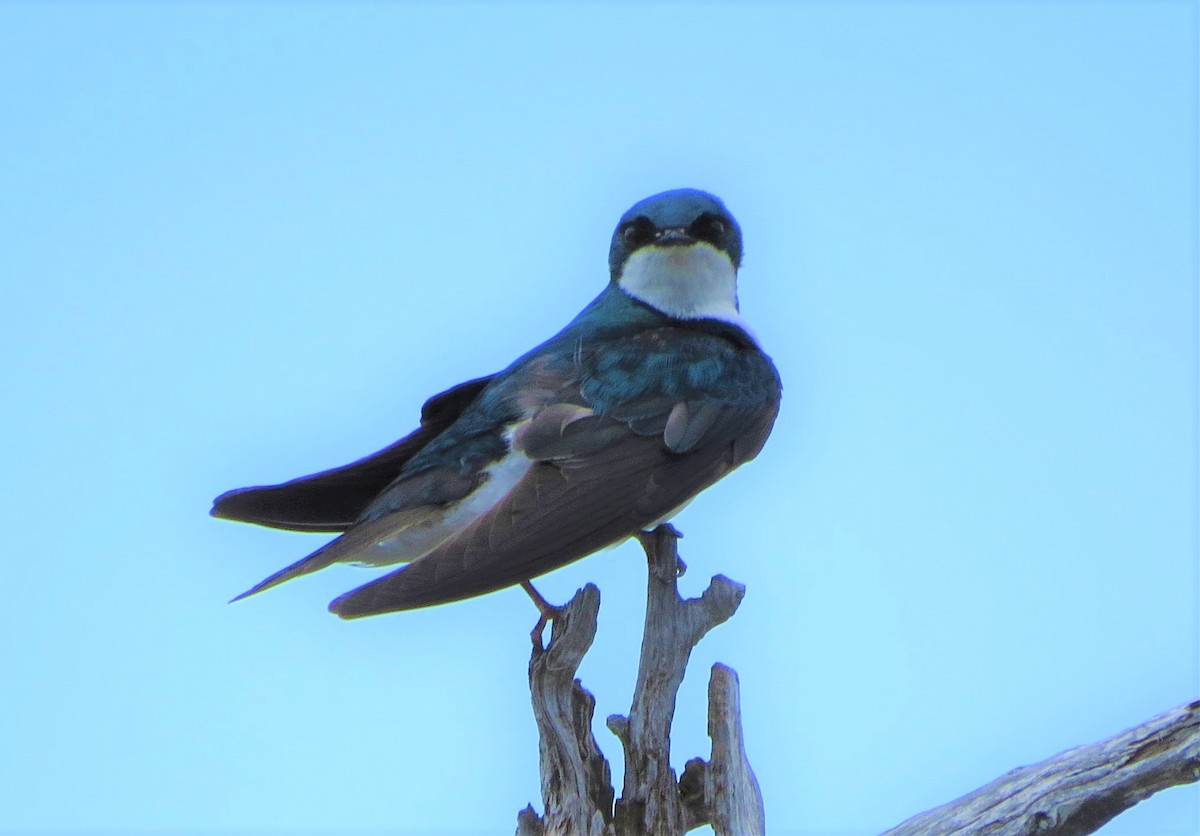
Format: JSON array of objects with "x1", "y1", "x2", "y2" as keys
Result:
[
  {"x1": 520, "y1": 584, "x2": 614, "y2": 836},
  {"x1": 518, "y1": 525, "x2": 760, "y2": 835},
  {"x1": 606, "y1": 524, "x2": 747, "y2": 835},
  {"x1": 884, "y1": 699, "x2": 1200, "y2": 835},
  {"x1": 514, "y1": 530, "x2": 1198, "y2": 836},
  {"x1": 705, "y1": 663, "x2": 766, "y2": 834},
  {"x1": 678, "y1": 663, "x2": 767, "y2": 834}
]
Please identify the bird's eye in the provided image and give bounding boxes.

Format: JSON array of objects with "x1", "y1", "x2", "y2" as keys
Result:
[
  {"x1": 690, "y1": 213, "x2": 727, "y2": 244},
  {"x1": 622, "y1": 217, "x2": 656, "y2": 248}
]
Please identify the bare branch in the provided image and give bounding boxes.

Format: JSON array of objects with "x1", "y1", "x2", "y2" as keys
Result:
[
  {"x1": 516, "y1": 534, "x2": 1196, "y2": 836},
  {"x1": 884, "y1": 699, "x2": 1200, "y2": 835},
  {"x1": 607, "y1": 524, "x2": 746, "y2": 835},
  {"x1": 519, "y1": 527, "x2": 762, "y2": 834},
  {"x1": 521, "y1": 584, "x2": 614, "y2": 836},
  {"x1": 704, "y1": 663, "x2": 766, "y2": 835}
]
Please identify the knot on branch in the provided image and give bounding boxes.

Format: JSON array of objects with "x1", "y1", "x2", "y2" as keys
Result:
[
  {"x1": 679, "y1": 758, "x2": 709, "y2": 831},
  {"x1": 606, "y1": 714, "x2": 630, "y2": 750},
  {"x1": 689, "y1": 575, "x2": 745, "y2": 635}
]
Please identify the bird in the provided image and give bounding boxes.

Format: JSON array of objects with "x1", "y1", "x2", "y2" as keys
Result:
[{"x1": 212, "y1": 188, "x2": 782, "y2": 619}]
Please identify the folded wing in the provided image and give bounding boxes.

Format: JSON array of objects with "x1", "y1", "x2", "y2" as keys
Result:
[
  {"x1": 211, "y1": 375, "x2": 494, "y2": 532},
  {"x1": 328, "y1": 394, "x2": 777, "y2": 617}
]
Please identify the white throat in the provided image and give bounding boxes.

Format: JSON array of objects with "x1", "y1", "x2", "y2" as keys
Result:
[{"x1": 618, "y1": 243, "x2": 759, "y2": 344}]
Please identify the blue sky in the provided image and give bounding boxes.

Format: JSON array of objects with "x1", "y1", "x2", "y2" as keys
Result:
[{"x1": 1, "y1": 3, "x2": 1196, "y2": 834}]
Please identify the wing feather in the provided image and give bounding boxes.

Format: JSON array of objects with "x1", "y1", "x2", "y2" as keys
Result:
[
  {"x1": 328, "y1": 398, "x2": 774, "y2": 617},
  {"x1": 211, "y1": 375, "x2": 493, "y2": 531},
  {"x1": 229, "y1": 465, "x2": 482, "y2": 601}
]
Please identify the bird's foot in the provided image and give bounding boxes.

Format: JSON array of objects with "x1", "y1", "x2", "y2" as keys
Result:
[
  {"x1": 521, "y1": 580, "x2": 563, "y2": 651},
  {"x1": 636, "y1": 524, "x2": 686, "y2": 581}
]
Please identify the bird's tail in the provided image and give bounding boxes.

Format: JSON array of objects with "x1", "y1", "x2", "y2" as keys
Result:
[{"x1": 229, "y1": 542, "x2": 341, "y2": 603}]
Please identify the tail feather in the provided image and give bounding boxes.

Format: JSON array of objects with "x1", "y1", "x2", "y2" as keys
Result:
[{"x1": 229, "y1": 544, "x2": 340, "y2": 603}]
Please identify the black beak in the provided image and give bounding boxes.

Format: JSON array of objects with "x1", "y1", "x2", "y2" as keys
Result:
[{"x1": 653, "y1": 227, "x2": 695, "y2": 247}]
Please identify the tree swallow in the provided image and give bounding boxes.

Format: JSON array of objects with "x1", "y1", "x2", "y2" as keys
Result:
[{"x1": 212, "y1": 189, "x2": 782, "y2": 619}]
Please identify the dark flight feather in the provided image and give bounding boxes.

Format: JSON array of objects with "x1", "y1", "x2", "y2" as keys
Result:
[
  {"x1": 328, "y1": 394, "x2": 778, "y2": 618},
  {"x1": 210, "y1": 375, "x2": 494, "y2": 532}
]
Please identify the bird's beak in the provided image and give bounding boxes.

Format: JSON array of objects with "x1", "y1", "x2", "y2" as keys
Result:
[{"x1": 653, "y1": 227, "x2": 696, "y2": 247}]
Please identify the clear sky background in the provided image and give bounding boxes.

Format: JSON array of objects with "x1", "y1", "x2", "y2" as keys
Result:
[{"x1": 1, "y1": 3, "x2": 1196, "y2": 835}]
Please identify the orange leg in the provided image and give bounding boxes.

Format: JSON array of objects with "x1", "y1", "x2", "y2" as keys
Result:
[{"x1": 521, "y1": 580, "x2": 562, "y2": 649}]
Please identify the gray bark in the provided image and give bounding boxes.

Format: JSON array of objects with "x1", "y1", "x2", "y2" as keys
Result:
[
  {"x1": 518, "y1": 583, "x2": 613, "y2": 836},
  {"x1": 516, "y1": 526, "x2": 1199, "y2": 835},
  {"x1": 703, "y1": 663, "x2": 766, "y2": 834},
  {"x1": 884, "y1": 699, "x2": 1200, "y2": 835},
  {"x1": 517, "y1": 524, "x2": 763, "y2": 835},
  {"x1": 607, "y1": 524, "x2": 759, "y2": 835}
]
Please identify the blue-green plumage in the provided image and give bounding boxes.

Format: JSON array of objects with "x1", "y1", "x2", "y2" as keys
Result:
[{"x1": 212, "y1": 189, "x2": 781, "y2": 617}]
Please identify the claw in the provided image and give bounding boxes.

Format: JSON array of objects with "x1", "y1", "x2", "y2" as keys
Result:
[
  {"x1": 521, "y1": 580, "x2": 563, "y2": 650},
  {"x1": 636, "y1": 524, "x2": 686, "y2": 582}
]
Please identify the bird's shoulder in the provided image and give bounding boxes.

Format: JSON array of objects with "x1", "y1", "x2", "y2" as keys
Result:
[
  {"x1": 496, "y1": 321, "x2": 781, "y2": 460},
  {"x1": 399, "y1": 317, "x2": 780, "y2": 474},
  {"x1": 574, "y1": 323, "x2": 781, "y2": 412}
]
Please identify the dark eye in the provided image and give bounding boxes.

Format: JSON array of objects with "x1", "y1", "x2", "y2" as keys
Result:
[
  {"x1": 690, "y1": 213, "x2": 727, "y2": 244},
  {"x1": 622, "y1": 217, "x2": 656, "y2": 248}
]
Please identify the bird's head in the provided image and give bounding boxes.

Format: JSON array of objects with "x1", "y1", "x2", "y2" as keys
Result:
[{"x1": 608, "y1": 189, "x2": 745, "y2": 324}]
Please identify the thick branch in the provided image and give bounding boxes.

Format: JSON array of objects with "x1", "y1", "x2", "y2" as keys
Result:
[
  {"x1": 515, "y1": 541, "x2": 1198, "y2": 836},
  {"x1": 520, "y1": 584, "x2": 614, "y2": 836},
  {"x1": 680, "y1": 663, "x2": 768, "y2": 834},
  {"x1": 884, "y1": 699, "x2": 1200, "y2": 835},
  {"x1": 705, "y1": 663, "x2": 765, "y2": 834},
  {"x1": 607, "y1": 524, "x2": 746, "y2": 835},
  {"x1": 519, "y1": 526, "x2": 759, "y2": 835}
]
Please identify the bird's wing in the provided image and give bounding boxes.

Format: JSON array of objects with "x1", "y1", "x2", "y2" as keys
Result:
[
  {"x1": 229, "y1": 464, "x2": 484, "y2": 601},
  {"x1": 210, "y1": 375, "x2": 494, "y2": 532},
  {"x1": 327, "y1": 394, "x2": 778, "y2": 617}
]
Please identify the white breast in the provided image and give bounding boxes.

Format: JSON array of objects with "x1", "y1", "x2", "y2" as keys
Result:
[{"x1": 618, "y1": 242, "x2": 759, "y2": 345}]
